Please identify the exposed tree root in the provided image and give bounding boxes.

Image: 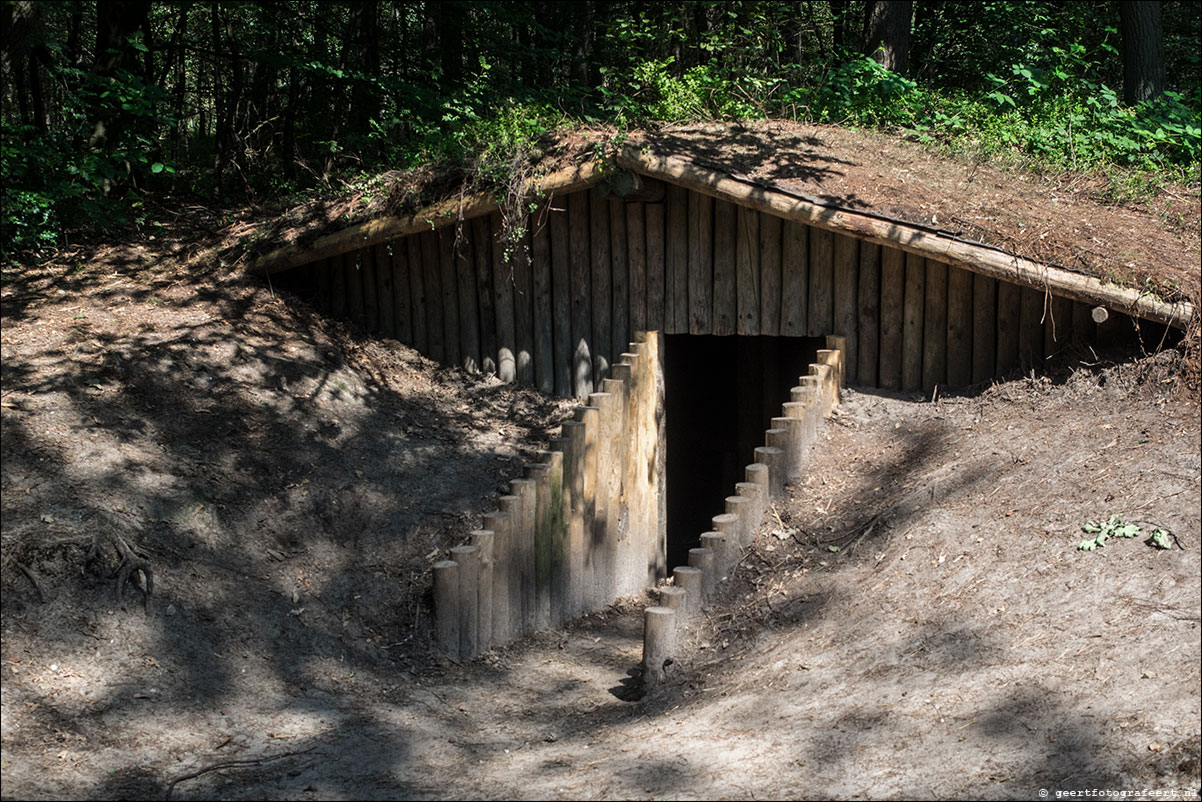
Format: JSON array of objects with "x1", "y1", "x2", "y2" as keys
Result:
[
  {"x1": 16, "y1": 561, "x2": 48, "y2": 603},
  {"x1": 86, "y1": 531, "x2": 154, "y2": 611}
]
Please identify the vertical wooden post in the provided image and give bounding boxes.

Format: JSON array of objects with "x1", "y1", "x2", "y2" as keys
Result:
[
  {"x1": 482, "y1": 509, "x2": 511, "y2": 646},
  {"x1": 574, "y1": 405, "x2": 599, "y2": 609},
  {"x1": 833, "y1": 233, "x2": 859, "y2": 385},
  {"x1": 433, "y1": 560, "x2": 459, "y2": 659},
  {"x1": 688, "y1": 547, "x2": 716, "y2": 600},
  {"x1": 590, "y1": 192, "x2": 612, "y2": 386},
  {"x1": 667, "y1": 183, "x2": 689, "y2": 334},
  {"x1": 810, "y1": 363, "x2": 835, "y2": 415},
  {"x1": 754, "y1": 445, "x2": 786, "y2": 498},
  {"x1": 542, "y1": 447, "x2": 568, "y2": 625},
  {"x1": 878, "y1": 246, "x2": 904, "y2": 390},
  {"x1": 1071, "y1": 301, "x2": 1096, "y2": 348},
  {"x1": 314, "y1": 257, "x2": 332, "y2": 314},
  {"x1": 688, "y1": 190, "x2": 714, "y2": 334},
  {"x1": 1096, "y1": 306, "x2": 1126, "y2": 347},
  {"x1": 857, "y1": 242, "x2": 880, "y2": 388},
  {"x1": 766, "y1": 426, "x2": 791, "y2": 486},
  {"x1": 713, "y1": 513, "x2": 742, "y2": 558},
  {"x1": 374, "y1": 243, "x2": 394, "y2": 337},
  {"x1": 736, "y1": 205, "x2": 761, "y2": 336},
  {"x1": 438, "y1": 228, "x2": 462, "y2": 368},
  {"x1": 735, "y1": 480, "x2": 765, "y2": 537},
  {"x1": 642, "y1": 606, "x2": 676, "y2": 687},
  {"x1": 532, "y1": 204, "x2": 555, "y2": 392},
  {"x1": 1044, "y1": 294, "x2": 1073, "y2": 359},
  {"x1": 698, "y1": 532, "x2": 729, "y2": 581},
  {"x1": 560, "y1": 420, "x2": 587, "y2": 618},
  {"x1": 550, "y1": 198, "x2": 573, "y2": 396},
  {"x1": 789, "y1": 381, "x2": 821, "y2": 459},
  {"x1": 901, "y1": 252, "x2": 925, "y2": 392},
  {"x1": 472, "y1": 216, "x2": 497, "y2": 375},
  {"x1": 781, "y1": 220, "x2": 808, "y2": 337},
  {"x1": 725, "y1": 495, "x2": 753, "y2": 548},
  {"x1": 623, "y1": 346, "x2": 650, "y2": 590},
  {"x1": 347, "y1": 248, "x2": 367, "y2": 329},
  {"x1": 808, "y1": 227, "x2": 834, "y2": 336},
  {"x1": 610, "y1": 199, "x2": 630, "y2": 361},
  {"x1": 525, "y1": 461, "x2": 553, "y2": 630},
  {"x1": 972, "y1": 272, "x2": 997, "y2": 384},
  {"x1": 946, "y1": 265, "x2": 973, "y2": 387},
  {"x1": 1019, "y1": 286, "x2": 1045, "y2": 367},
  {"x1": 996, "y1": 279, "x2": 1021, "y2": 376},
  {"x1": 673, "y1": 566, "x2": 703, "y2": 618},
  {"x1": 498, "y1": 493, "x2": 525, "y2": 637},
  {"x1": 712, "y1": 199, "x2": 737, "y2": 336},
  {"x1": 329, "y1": 253, "x2": 349, "y2": 320},
  {"x1": 568, "y1": 192, "x2": 593, "y2": 397},
  {"x1": 589, "y1": 390, "x2": 618, "y2": 602},
  {"x1": 456, "y1": 226, "x2": 481, "y2": 373},
  {"x1": 509, "y1": 478, "x2": 537, "y2": 635},
  {"x1": 421, "y1": 231, "x2": 445, "y2": 363},
  {"x1": 450, "y1": 544, "x2": 479, "y2": 660},
  {"x1": 923, "y1": 259, "x2": 948, "y2": 392},
  {"x1": 759, "y1": 212, "x2": 783, "y2": 336},
  {"x1": 658, "y1": 586, "x2": 687, "y2": 615},
  {"x1": 361, "y1": 246, "x2": 379, "y2": 331},
  {"x1": 627, "y1": 201, "x2": 648, "y2": 336},
  {"x1": 491, "y1": 213, "x2": 517, "y2": 382},
  {"x1": 645, "y1": 199, "x2": 666, "y2": 332},
  {"x1": 512, "y1": 227, "x2": 534, "y2": 386},
  {"x1": 608, "y1": 364, "x2": 636, "y2": 594},
  {"x1": 391, "y1": 242, "x2": 413, "y2": 345},
  {"x1": 469, "y1": 530, "x2": 494, "y2": 652},
  {"x1": 772, "y1": 415, "x2": 804, "y2": 484},
  {"x1": 407, "y1": 236, "x2": 428, "y2": 355}
]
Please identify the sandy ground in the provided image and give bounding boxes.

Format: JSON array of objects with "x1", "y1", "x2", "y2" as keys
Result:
[{"x1": 2, "y1": 247, "x2": 1199, "y2": 800}]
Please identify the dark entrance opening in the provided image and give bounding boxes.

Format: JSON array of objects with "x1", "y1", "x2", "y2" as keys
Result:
[{"x1": 663, "y1": 335, "x2": 824, "y2": 571}]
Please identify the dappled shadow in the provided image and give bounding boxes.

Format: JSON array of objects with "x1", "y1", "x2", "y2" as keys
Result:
[
  {"x1": 635, "y1": 123, "x2": 873, "y2": 211},
  {"x1": 0, "y1": 263, "x2": 572, "y2": 798}
]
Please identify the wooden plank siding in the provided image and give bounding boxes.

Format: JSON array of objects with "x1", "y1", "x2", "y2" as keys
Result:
[{"x1": 298, "y1": 182, "x2": 1138, "y2": 399}]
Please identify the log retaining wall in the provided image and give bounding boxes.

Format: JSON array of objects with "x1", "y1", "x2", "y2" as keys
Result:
[
  {"x1": 434, "y1": 336, "x2": 844, "y2": 659},
  {"x1": 281, "y1": 184, "x2": 1142, "y2": 397}
]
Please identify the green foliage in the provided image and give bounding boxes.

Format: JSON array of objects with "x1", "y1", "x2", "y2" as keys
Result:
[
  {"x1": 795, "y1": 55, "x2": 924, "y2": 127},
  {"x1": 599, "y1": 57, "x2": 760, "y2": 124},
  {"x1": 3, "y1": 1, "x2": 1200, "y2": 255},
  {"x1": 1077, "y1": 515, "x2": 1171, "y2": 552},
  {"x1": 2, "y1": 56, "x2": 177, "y2": 251},
  {"x1": 1146, "y1": 529, "x2": 1174, "y2": 550}
]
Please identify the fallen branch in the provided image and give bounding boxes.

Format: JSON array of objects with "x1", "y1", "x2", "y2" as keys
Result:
[{"x1": 164, "y1": 745, "x2": 317, "y2": 800}]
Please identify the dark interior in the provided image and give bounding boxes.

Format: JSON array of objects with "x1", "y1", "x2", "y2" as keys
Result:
[{"x1": 663, "y1": 335, "x2": 823, "y2": 571}]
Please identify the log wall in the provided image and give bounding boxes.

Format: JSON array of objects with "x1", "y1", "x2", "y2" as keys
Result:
[
  {"x1": 433, "y1": 335, "x2": 847, "y2": 659},
  {"x1": 285, "y1": 182, "x2": 1132, "y2": 397}
]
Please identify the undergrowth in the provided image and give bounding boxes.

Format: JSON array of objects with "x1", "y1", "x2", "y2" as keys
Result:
[{"x1": 6, "y1": 44, "x2": 1198, "y2": 261}]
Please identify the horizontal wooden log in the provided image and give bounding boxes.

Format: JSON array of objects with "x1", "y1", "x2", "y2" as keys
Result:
[
  {"x1": 615, "y1": 149, "x2": 1193, "y2": 330},
  {"x1": 252, "y1": 161, "x2": 602, "y2": 276}
]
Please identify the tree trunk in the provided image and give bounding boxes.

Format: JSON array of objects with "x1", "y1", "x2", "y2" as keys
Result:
[
  {"x1": 171, "y1": 5, "x2": 187, "y2": 157},
  {"x1": 91, "y1": 0, "x2": 151, "y2": 150},
  {"x1": 434, "y1": 0, "x2": 461, "y2": 93},
  {"x1": 571, "y1": 2, "x2": 593, "y2": 87},
  {"x1": 862, "y1": 0, "x2": 911, "y2": 74},
  {"x1": 829, "y1": 0, "x2": 851, "y2": 51},
  {"x1": 66, "y1": 0, "x2": 83, "y2": 67},
  {"x1": 1119, "y1": 0, "x2": 1164, "y2": 105}
]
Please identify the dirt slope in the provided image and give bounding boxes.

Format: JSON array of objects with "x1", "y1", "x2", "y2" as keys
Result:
[{"x1": 2, "y1": 235, "x2": 1199, "y2": 801}]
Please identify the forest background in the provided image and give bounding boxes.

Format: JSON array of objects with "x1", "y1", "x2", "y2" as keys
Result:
[{"x1": 1, "y1": 0, "x2": 1199, "y2": 256}]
